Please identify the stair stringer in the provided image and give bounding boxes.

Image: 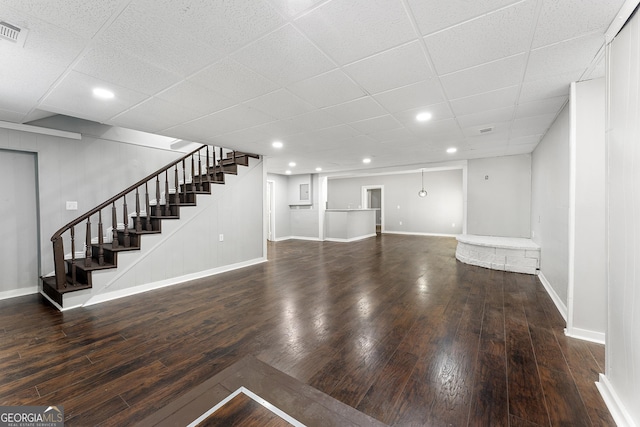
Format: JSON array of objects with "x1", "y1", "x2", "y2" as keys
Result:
[{"x1": 61, "y1": 157, "x2": 265, "y2": 309}]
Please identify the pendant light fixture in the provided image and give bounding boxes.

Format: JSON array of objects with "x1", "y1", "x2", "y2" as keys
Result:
[{"x1": 418, "y1": 169, "x2": 427, "y2": 197}]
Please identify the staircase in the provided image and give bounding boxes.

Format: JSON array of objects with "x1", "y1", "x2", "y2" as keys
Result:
[{"x1": 41, "y1": 146, "x2": 259, "y2": 307}]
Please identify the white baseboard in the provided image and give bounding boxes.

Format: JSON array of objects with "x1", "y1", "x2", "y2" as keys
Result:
[
  {"x1": 288, "y1": 236, "x2": 322, "y2": 241},
  {"x1": 82, "y1": 257, "x2": 267, "y2": 308},
  {"x1": 0, "y1": 286, "x2": 38, "y2": 301},
  {"x1": 537, "y1": 271, "x2": 568, "y2": 321},
  {"x1": 383, "y1": 230, "x2": 458, "y2": 237},
  {"x1": 596, "y1": 374, "x2": 637, "y2": 427},
  {"x1": 564, "y1": 326, "x2": 606, "y2": 345},
  {"x1": 324, "y1": 233, "x2": 376, "y2": 243}
]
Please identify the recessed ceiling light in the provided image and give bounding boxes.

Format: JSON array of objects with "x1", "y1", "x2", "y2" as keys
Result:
[
  {"x1": 288, "y1": 162, "x2": 296, "y2": 167},
  {"x1": 363, "y1": 158, "x2": 371, "y2": 164},
  {"x1": 93, "y1": 87, "x2": 114, "y2": 99},
  {"x1": 285, "y1": 170, "x2": 292, "y2": 175},
  {"x1": 416, "y1": 112, "x2": 432, "y2": 122},
  {"x1": 272, "y1": 141, "x2": 283, "y2": 148},
  {"x1": 315, "y1": 167, "x2": 322, "y2": 172},
  {"x1": 447, "y1": 147, "x2": 457, "y2": 153}
]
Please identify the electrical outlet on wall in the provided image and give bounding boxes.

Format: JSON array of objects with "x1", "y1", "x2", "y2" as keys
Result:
[{"x1": 219, "y1": 234, "x2": 224, "y2": 242}]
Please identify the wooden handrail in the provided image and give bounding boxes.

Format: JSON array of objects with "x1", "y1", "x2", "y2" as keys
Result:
[{"x1": 51, "y1": 144, "x2": 205, "y2": 242}]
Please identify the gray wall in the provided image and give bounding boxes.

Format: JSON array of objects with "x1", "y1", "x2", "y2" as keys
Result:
[
  {"x1": 0, "y1": 150, "x2": 38, "y2": 298},
  {"x1": 531, "y1": 104, "x2": 570, "y2": 307},
  {"x1": 267, "y1": 173, "x2": 320, "y2": 240},
  {"x1": 570, "y1": 78, "x2": 606, "y2": 340},
  {"x1": 0, "y1": 118, "x2": 182, "y2": 282},
  {"x1": 83, "y1": 157, "x2": 264, "y2": 306},
  {"x1": 328, "y1": 169, "x2": 463, "y2": 235},
  {"x1": 467, "y1": 154, "x2": 531, "y2": 238},
  {"x1": 605, "y1": 13, "x2": 640, "y2": 425}
]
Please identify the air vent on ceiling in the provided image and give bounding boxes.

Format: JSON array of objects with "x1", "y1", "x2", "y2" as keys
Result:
[
  {"x1": 478, "y1": 126, "x2": 494, "y2": 134},
  {"x1": 0, "y1": 20, "x2": 28, "y2": 47}
]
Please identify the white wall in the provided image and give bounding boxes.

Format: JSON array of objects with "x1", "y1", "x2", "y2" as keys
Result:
[
  {"x1": 531, "y1": 107, "x2": 570, "y2": 310},
  {"x1": 568, "y1": 78, "x2": 606, "y2": 342},
  {"x1": 0, "y1": 118, "x2": 182, "y2": 281},
  {"x1": 267, "y1": 173, "x2": 291, "y2": 240},
  {"x1": 600, "y1": 12, "x2": 640, "y2": 426},
  {"x1": 328, "y1": 169, "x2": 463, "y2": 236},
  {"x1": 467, "y1": 154, "x2": 531, "y2": 238}
]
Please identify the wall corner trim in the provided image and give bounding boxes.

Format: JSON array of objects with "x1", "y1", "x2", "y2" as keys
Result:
[
  {"x1": 537, "y1": 272, "x2": 568, "y2": 321},
  {"x1": 596, "y1": 374, "x2": 637, "y2": 427}
]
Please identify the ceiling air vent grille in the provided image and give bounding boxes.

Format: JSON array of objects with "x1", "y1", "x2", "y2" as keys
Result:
[
  {"x1": 0, "y1": 21, "x2": 21, "y2": 43},
  {"x1": 479, "y1": 126, "x2": 494, "y2": 134}
]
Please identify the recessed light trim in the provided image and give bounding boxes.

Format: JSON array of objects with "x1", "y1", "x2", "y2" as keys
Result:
[
  {"x1": 416, "y1": 112, "x2": 432, "y2": 122},
  {"x1": 446, "y1": 147, "x2": 457, "y2": 153},
  {"x1": 315, "y1": 167, "x2": 322, "y2": 172},
  {"x1": 285, "y1": 170, "x2": 292, "y2": 175},
  {"x1": 272, "y1": 141, "x2": 283, "y2": 148},
  {"x1": 288, "y1": 162, "x2": 296, "y2": 167},
  {"x1": 92, "y1": 87, "x2": 114, "y2": 99},
  {"x1": 362, "y1": 158, "x2": 371, "y2": 164}
]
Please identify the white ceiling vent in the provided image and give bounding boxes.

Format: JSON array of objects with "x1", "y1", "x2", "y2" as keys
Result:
[
  {"x1": 0, "y1": 21, "x2": 28, "y2": 47},
  {"x1": 478, "y1": 126, "x2": 494, "y2": 134}
]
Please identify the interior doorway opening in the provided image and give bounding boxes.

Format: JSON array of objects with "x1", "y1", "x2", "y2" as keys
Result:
[{"x1": 362, "y1": 185, "x2": 383, "y2": 234}]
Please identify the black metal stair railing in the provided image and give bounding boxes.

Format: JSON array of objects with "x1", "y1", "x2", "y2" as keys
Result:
[{"x1": 48, "y1": 145, "x2": 246, "y2": 291}]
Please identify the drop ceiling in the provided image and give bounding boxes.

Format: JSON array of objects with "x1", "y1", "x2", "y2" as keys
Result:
[{"x1": 0, "y1": 0, "x2": 629, "y2": 174}]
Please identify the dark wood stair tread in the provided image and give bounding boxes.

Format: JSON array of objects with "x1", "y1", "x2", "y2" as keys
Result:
[
  {"x1": 150, "y1": 215, "x2": 180, "y2": 220},
  {"x1": 42, "y1": 276, "x2": 91, "y2": 294},
  {"x1": 95, "y1": 243, "x2": 141, "y2": 252},
  {"x1": 65, "y1": 258, "x2": 116, "y2": 272}
]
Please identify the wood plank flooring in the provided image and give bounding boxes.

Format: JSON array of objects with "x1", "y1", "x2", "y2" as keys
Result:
[{"x1": 0, "y1": 235, "x2": 612, "y2": 426}]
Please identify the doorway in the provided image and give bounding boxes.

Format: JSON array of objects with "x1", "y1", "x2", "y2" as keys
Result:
[
  {"x1": 362, "y1": 185, "x2": 383, "y2": 233},
  {"x1": 0, "y1": 149, "x2": 40, "y2": 298}
]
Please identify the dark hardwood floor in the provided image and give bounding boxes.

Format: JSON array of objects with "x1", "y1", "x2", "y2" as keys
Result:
[{"x1": 0, "y1": 235, "x2": 612, "y2": 426}]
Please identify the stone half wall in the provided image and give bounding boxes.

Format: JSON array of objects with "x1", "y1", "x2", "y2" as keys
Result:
[{"x1": 455, "y1": 235, "x2": 540, "y2": 275}]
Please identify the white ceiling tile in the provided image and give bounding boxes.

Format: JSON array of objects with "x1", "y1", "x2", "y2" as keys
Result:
[
  {"x1": 532, "y1": 0, "x2": 625, "y2": 48},
  {"x1": 74, "y1": 43, "x2": 180, "y2": 96},
  {"x1": 0, "y1": 107, "x2": 26, "y2": 123},
  {"x1": 233, "y1": 24, "x2": 336, "y2": 86},
  {"x1": 39, "y1": 71, "x2": 149, "y2": 123},
  {"x1": 167, "y1": 105, "x2": 275, "y2": 138},
  {"x1": 214, "y1": 128, "x2": 265, "y2": 146},
  {"x1": 519, "y1": 70, "x2": 582, "y2": 102},
  {"x1": 393, "y1": 103, "x2": 454, "y2": 125},
  {"x1": 0, "y1": 0, "x2": 121, "y2": 38},
  {"x1": 271, "y1": 110, "x2": 343, "y2": 135},
  {"x1": 462, "y1": 120, "x2": 511, "y2": 138},
  {"x1": 510, "y1": 113, "x2": 557, "y2": 138},
  {"x1": 189, "y1": 58, "x2": 279, "y2": 102},
  {"x1": 155, "y1": 81, "x2": 235, "y2": 116},
  {"x1": 425, "y1": 0, "x2": 537, "y2": 75},
  {"x1": 525, "y1": 33, "x2": 605, "y2": 81},
  {"x1": 406, "y1": 0, "x2": 521, "y2": 35},
  {"x1": 110, "y1": 97, "x2": 201, "y2": 133},
  {"x1": 287, "y1": 70, "x2": 366, "y2": 108},
  {"x1": 344, "y1": 41, "x2": 434, "y2": 94},
  {"x1": 456, "y1": 106, "x2": 515, "y2": 128},
  {"x1": 322, "y1": 97, "x2": 388, "y2": 123},
  {"x1": 0, "y1": 63, "x2": 63, "y2": 112},
  {"x1": 505, "y1": 142, "x2": 538, "y2": 155},
  {"x1": 440, "y1": 53, "x2": 526, "y2": 99},
  {"x1": 243, "y1": 89, "x2": 316, "y2": 119},
  {"x1": 372, "y1": 127, "x2": 415, "y2": 143},
  {"x1": 516, "y1": 96, "x2": 567, "y2": 118},
  {"x1": 135, "y1": 0, "x2": 284, "y2": 55},
  {"x1": 349, "y1": 115, "x2": 402, "y2": 135},
  {"x1": 450, "y1": 85, "x2": 520, "y2": 116},
  {"x1": 269, "y1": 0, "x2": 325, "y2": 18},
  {"x1": 293, "y1": 125, "x2": 362, "y2": 146},
  {"x1": 0, "y1": 6, "x2": 87, "y2": 67},
  {"x1": 509, "y1": 135, "x2": 543, "y2": 145},
  {"x1": 249, "y1": 120, "x2": 309, "y2": 139},
  {"x1": 374, "y1": 79, "x2": 444, "y2": 113},
  {"x1": 410, "y1": 118, "x2": 464, "y2": 140},
  {"x1": 295, "y1": 0, "x2": 416, "y2": 65},
  {"x1": 96, "y1": 2, "x2": 221, "y2": 76}
]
